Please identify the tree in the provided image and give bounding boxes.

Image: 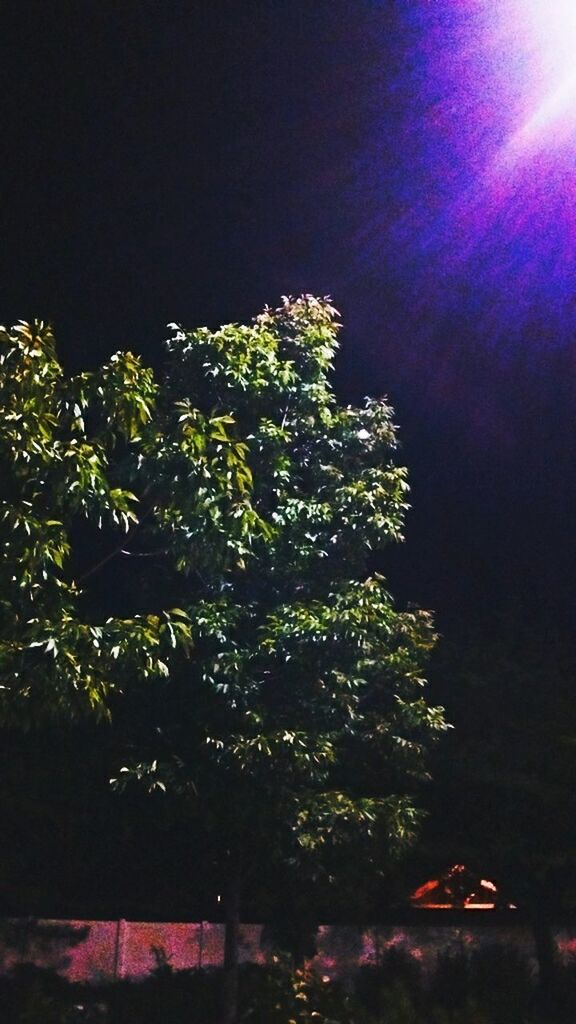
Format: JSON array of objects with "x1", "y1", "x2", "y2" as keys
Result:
[
  {"x1": 110, "y1": 297, "x2": 447, "y2": 1023},
  {"x1": 0, "y1": 301, "x2": 447, "y2": 1024},
  {"x1": 420, "y1": 623, "x2": 576, "y2": 1012}
]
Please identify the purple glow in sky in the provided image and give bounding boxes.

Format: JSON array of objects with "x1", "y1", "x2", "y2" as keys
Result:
[{"x1": 357, "y1": 0, "x2": 576, "y2": 352}]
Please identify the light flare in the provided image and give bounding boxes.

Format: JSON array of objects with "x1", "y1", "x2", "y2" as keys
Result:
[
  {"x1": 525, "y1": 0, "x2": 576, "y2": 77},
  {"x1": 354, "y1": 0, "x2": 576, "y2": 361},
  {"x1": 512, "y1": 0, "x2": 576, "y2": 144}
]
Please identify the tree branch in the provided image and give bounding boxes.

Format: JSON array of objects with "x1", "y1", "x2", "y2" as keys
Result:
[
  {"x1": 120, "y1": 548, "x2": 167, "y2": 558},
  {"x1": 78, "y1": 491, "x2": 155, "y2": 582}
]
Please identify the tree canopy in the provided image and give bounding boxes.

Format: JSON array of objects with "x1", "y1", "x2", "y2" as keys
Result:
[
  {"x1": 101, "y1": 298, "x2": 447, "y2": 879},
  {"x1": 0, "y1": 298, "x2": 446, "y2": 1020},
  {"x1": 0, "y1": 317, "x2": 259, "y2": 722}
]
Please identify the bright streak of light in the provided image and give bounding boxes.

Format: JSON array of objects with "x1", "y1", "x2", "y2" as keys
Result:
[{"x1": 518, "y1": 72, "x2": 576, "y2": 140}]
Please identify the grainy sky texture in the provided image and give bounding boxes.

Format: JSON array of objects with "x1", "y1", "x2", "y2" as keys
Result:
[{"x1": 2, "y1": 0, "x2": 576, "y2": 638}]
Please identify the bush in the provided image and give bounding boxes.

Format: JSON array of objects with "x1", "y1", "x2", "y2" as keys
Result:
[
  {"x1": 0, "y1": 949, "x2": 572, "y2": 1024},
  {"x1": 239, "y1": 957, "x2": 357, "y2": 1024},
  {"x1": 467, "y1": 943, "x2": 534, "y2": 1019},
  {"x1": 355, "y1": 946, "x2": 424, "y2": 1019},
  {"x1": 0, "y1": 964, "x2": 74, "y2": 1024}
]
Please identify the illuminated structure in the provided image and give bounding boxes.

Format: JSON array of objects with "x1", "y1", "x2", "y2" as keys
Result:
[{"x1": 410, "y1": 864, "x2": 517, "y2": 911}]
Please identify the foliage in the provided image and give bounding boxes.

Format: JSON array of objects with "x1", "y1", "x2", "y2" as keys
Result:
[
  {"x1": 0, "y1": 318, "x2": 271, "y2": 723},
  {"x1": 0, "y1": 299, "x2": 447, "y2": 1022},
  {"x1": 239, "y1": 957, "x2": 354, "y2": 1024},
  {"x1": 108, "y1": 297, "x2": 447, "y2": 902},
  {"x1": 0, "y1": 965, "x2": 73, "y2": 1024},
  {"x1": 0, "y1": 953, "x2": 573, "y2": 1024}
]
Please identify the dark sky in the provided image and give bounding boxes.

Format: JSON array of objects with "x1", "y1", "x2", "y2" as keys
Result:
[{"x1": 2, "y1": 0, "x2": 576, "y2": 643}]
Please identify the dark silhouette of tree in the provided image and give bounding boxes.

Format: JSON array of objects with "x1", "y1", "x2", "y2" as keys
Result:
[{"x1": 422, "y1": 624, "x2": 576, "y2": 1012}]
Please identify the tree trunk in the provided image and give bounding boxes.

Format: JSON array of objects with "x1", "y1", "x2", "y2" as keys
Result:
[
  {"x1": 532, "y1": 911, "x2": 558, "y2": 1012},
  {"x1": 220, "y1": 868, "x2": 242, "y2": 1024}
]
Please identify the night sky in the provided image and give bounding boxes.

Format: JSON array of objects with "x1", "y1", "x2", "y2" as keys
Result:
[{"x1": 2, "y1": 0, "x2": 576, "y2": 644}]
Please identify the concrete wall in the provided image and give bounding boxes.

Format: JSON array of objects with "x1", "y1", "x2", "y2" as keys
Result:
[{"x1": 0, "y1": 918, "x2": 575, "y2": 984}]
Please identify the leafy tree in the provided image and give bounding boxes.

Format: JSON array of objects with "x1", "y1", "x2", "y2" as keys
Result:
[
  {"x1": 0, "y1": 301, "x2": 446, "y2": 1024},
  {"x1": 109, "y1": 298, "x2": 446, "y2": 1022}
]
